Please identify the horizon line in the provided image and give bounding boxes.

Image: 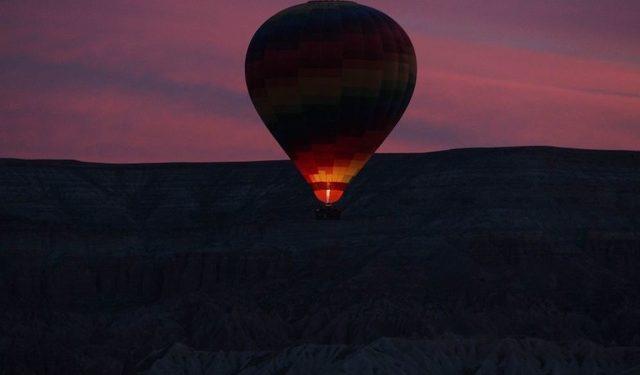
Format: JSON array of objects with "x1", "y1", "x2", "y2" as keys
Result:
[{"x1": 1, "y1": 145, "x2": 638, "y2": 166}]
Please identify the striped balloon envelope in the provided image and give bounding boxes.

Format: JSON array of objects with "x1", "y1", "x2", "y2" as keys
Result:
[{"x1": 246, "y1": 1, "x2": 417, "y2": 205}]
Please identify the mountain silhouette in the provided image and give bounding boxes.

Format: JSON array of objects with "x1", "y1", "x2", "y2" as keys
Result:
[{"x1": 1, "y1": 146, "x2": 639, "y2": 374}]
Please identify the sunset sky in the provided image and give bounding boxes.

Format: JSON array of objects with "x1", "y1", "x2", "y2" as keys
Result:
[{"x1": 2, "y1": 0, "x2": 639, "y2": 162}]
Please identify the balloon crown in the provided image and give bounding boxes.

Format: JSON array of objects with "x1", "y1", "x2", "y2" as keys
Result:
[{"x1": 307, "y1": 0, "x2": 356, "y2": 3}]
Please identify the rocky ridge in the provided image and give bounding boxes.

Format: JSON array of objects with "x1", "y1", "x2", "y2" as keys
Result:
[{"x1": 0, "y1": 146, "x2": 639, "y2": 374}]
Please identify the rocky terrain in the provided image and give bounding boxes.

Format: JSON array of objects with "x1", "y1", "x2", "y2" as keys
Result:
[
  {"x1": 0, "y1": 146, "x2": 639, "y2": 374},
  {"x1": 139, "y1": 337, "x2": 640, "y2": 375}
]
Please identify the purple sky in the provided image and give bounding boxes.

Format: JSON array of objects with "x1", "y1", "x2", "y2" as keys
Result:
[{"x1": 1, "y1": 0, "x2": 639, "y2": 162}]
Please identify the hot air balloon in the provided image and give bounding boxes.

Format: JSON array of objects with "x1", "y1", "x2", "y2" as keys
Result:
[{"x1": 245, "y1": 0, "x2": 416, "y2": 218}]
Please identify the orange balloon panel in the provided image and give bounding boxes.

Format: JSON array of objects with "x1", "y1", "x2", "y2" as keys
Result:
[{"x1": 292, "y1": 133, "x2": 380, "y2": 204}]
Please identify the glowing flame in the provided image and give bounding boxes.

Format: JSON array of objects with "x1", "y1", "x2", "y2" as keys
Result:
[{"x1": 313, "y1": 187, "x2": 344, "y2": 205}]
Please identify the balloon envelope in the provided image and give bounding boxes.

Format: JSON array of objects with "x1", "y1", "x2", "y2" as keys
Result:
[{"x1": 246, "y1": 1, "x2": 417, "y2": 204}]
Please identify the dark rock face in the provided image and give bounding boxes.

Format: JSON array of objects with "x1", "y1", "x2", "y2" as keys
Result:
[
  {"x1": 138, "y1": 337, "x2": 640, "y2": 375},
  {"x1": 0, "y1": 147, "x2": 639, "y2": 374}
]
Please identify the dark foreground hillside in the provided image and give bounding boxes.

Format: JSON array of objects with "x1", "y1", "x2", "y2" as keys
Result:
[{"x1": 1, "y1": 147, "x2": 639, "y2": 374}]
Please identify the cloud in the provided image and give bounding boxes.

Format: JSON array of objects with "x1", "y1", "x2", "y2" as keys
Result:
[
  {"x1": 1, "y1": 0, "x2": 639, "y2": 162},
  {"x1": 382, "y1": 36, "x2": 640, "y2": 153},
  {"x1": 0, "y1": 81, "x2": 281, "y2": 162}
]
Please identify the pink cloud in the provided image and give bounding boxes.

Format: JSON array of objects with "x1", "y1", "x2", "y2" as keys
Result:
[
  {"x1": 0, "y1": 84, "x2": 281, "y2": 163},
  {"x1": 1, "y1": 0, "x2": 639, "y2": 162},
  {"x1": 380, "y1": 35, "x2": 640, "y2": 153}
]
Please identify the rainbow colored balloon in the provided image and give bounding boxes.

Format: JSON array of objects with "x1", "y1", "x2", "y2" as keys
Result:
[{"x1": 246, "y1": 1, "x2": 417, "y2": 205}]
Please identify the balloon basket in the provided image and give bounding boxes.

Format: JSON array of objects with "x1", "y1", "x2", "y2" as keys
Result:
[{"x1": 315, "y1": 206, "x2": 342, "y2": 220}]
